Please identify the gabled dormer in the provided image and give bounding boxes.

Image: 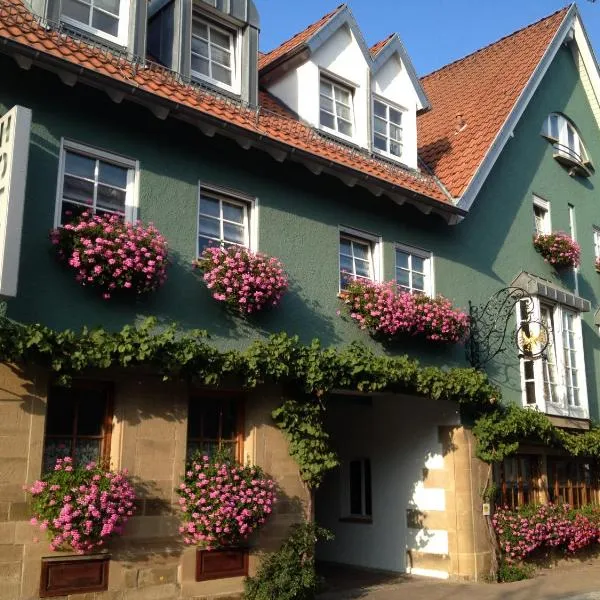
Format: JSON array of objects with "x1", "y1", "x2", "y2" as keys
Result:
[
  {"x1": 259, "y1": 4, "x2": 429, "y2": 170},
  {"x1": 148, "y1": 0, "x2": 260, "y2": 106},
  {"x1": 25, "y1": 0, "x2": 147, "y2": 54}
]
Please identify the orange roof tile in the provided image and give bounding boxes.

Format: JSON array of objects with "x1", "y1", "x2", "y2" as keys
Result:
[
  {"x1": 370, "y1": 34, "x2": 394, "y2": 57},
  {"x1": 0, "y1": 0, "x2": 451, "y2": 205},
  {"x1": 418, "y1": 7, "x2": 569, "y2": 198},
  {"x1": 258, "y1": 4, "x2": 345, "y2": 71}
]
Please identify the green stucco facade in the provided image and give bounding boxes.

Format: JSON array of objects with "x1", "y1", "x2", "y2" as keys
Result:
[{"x1": 2, "y1": 43, "x2": 600, "y2": 417}]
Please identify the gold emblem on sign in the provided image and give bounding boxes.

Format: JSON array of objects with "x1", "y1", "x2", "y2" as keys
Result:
[{"x1": 516, "y1": 322, "x2": 549, "y2": 357}]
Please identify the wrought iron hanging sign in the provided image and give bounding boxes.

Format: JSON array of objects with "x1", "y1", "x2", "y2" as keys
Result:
[{"x1": 466, "y1": 286, "x2": 549, "y2": 369}]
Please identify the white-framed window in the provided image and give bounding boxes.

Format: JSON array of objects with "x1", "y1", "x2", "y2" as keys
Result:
[
  {"x1": 197, "y1": 185, "x2": 256, "y2": 255},
  {"x1": 201, "y1": 0, "x2": 229, "y2": 10},
  {"x1": 517, "y1": 297, "x2": 588, "y2": 419},
  {"x1": 60, "y1": 0, "x2": 130, "y2": 46},
  {"x1": 532, "y1": 196, "x2": 551, "y2": 235},
  {"x1": 542, "y1": 113, "x2": 591, "y2": 168},
  {"x1": 339, "y1": 227, "x2": 381, "y2": 290},
  {"x1": 320, "y1": 76, "x2": 354, "y2": 138},
  {"x1": 54, "y1": 139, "x2": 139, "y2": 227},
  {"x1": 373, "y1": 98, "x2": 403, "y2": 159},
  {"x1": 593, "y1": 226, "x2": 600, "y2": 260},
  {"x1": 343, "y1": 458, "x2": 372, "y2": 520},
  {"x1": 191, "y1": 17, "x2": 238, "y2": 92},
  {"x1": 395, "y1": 243, "x2": 433, "y2": 296}
]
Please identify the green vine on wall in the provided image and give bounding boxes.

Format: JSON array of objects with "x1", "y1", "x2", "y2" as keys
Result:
[
  {"x1": 473, "y1": 403, "x2": 600, "y2": 463},
  {"x1": 0, "y1": 316, "x2": 499, "y2": 486}
]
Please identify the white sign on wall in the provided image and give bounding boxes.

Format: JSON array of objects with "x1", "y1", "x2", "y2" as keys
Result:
[{"x1": 0, "y1": 105, "x2": 31, "y2": 297}]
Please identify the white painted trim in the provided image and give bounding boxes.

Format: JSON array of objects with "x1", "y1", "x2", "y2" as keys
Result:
[
  {"x1": 196, "y1": 181, "x2": 258, "y2": 257},
  {"x1": 458, "y1": 6, "x2": 576, "y2": 210},
  {"x1": 54, "y1": 138, "x2": 139, "y2": 228},
  {"x1": 532, "y1": 194, "x2": 551, "y2": 235},
  {"x1": 394, "y1": 242, "x2": 434, "y2": 297},
  {"x1": 339, "y1": 225, "x2": 383, "y2": 285}
]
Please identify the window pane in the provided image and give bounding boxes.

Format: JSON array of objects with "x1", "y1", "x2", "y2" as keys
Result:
[
  {"x1": 373, "y1": 100, "x2": 386, "y2": 119},
  {"x1": 320, "y1": 80, "x2": 332, "y2": 97},
  {"x1": 349, "y1": 460, "x2": 362, "y2": 515},
  {"x1": 63, "y1": 175, "x2": 94, "y2": 206},
  {"x1": 396, "y1": 250, "x2": 409, "y2": 269},
  {"x1": 97, "y1": 184, "x2": 126, "y2": 213},
  {"x1": 223, "y1": 222, "x2": 244, "y2": 244},
  {"x1": 211, "y1": 45, "x2": 231, "y2": 67},
  {"x1": 339, "y1": 237, "x2": 352, "y2": 255},
  {"x1": 390, "y1": 124, "x2": 402, "y2": 141},
  {"x1": 336, "y1": 104, "x2": 351, "y2": 122},
  {"x1": 389, "y1": 108, "x2": 402, "y2": 125},
  {"x1": 352, "y1": 242, "x2": 369, "y2": 261},
  {"x1": 338, "y1": 120, "x2": 352, "y2": 137},
  {"x1": 523, "y1": 360, "x2": 535, "y2": 380},
  {"x1": 374, "y1": 135, "x2": 387, "y2": 151},
  {"x1": 192, "y1": 37, "x2": 209, "y2": 58},
  {"x1": 199, "y1": 216, "x2": 220, "y2": 239},
  {"x1": 202, "y1": 399, "x2": 221, "y2": 439},
  {"x1": 92, "y1": 9, "x2": 118, "y2": 36},
  {"x1": 221, "y1": 400, "x2": 237, "y2": 439},
  {"x1": 193, "y1": 21, "x2": 209, "y2": 40},
  {"x1": 210, "y1": 28, "x2": 230, "y2": 49},
  {"x1": 334, "y1": 86, "x2": 350, "y2": 104},
  {"x1": 374, "y1": 118, "x2": 387, "y2": 135},
  {"x1": 95, "y1": 0, "x2": 120, "y2": 14},
  {"x1": 62, "y1": 0, "x2": 91, "y2": 25},
  {"x1": 187, "y1": 401, "x2": 202, "y2": 439},
  {"x1": 320, "y1": 95, "x2": 334, "y2": 113},
  {"x1": 43, "y1": 440, "x2": 71, "y2": 472},
  {"x1": 61, "y1": 202, "x2": 89, "y2": 225},
  {"x1": 390, "y1": 141, "x2": 402, "y2": 156},
  {"x1": 412, "y1": 273, "x2": 425, "y2": 291},
  {"x1": 340, "y1": 254, "x2": 353, "y2": 274},
  {"x1": 396, "y1": 269, "x2": 410, "y2": 287},
  {"x1": 65, "y1": 152, "x2": 95, "y2": 180},
  {"x1": 212, "y1": 64, "x2": 232, "y2": 85},
  {"x1": 364, "y1": 459, "x2": 372, "y2": 516},
  {"x1": 46, "y1": 392, "x2": 76, "y2": 436},
  {"x1": 76, "y1": 391, "x2": 106, "y2": 435},
  {"x1": 98, "y1": 161, "x2": 127, "y2": 189},
  {"x1": 74, "y1": 439, "x2": 102, "y2": 467},
  {"x1": 199, "y1": 196, "x2": 220, "y2": 217},
  {"x1": 191, "y1": 55, "x2": 210, "y2": 76},
  {"x1": 320, "y1": 111, "x2": 335, "y2": 129},
  {"x1": 222, "y1": 202, "x2": 244, "y2": 224},
  {"x1": 354, "y1": 259, "x2": 371, "y2": 278},
  {"x1": 525, "y1": 381, "x2": 536, "y2": 404}
]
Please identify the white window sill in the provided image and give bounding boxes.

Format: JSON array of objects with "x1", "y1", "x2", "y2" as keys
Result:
[
  {"x1": 318, "y1": 125, "x2": 359, "y2": 146},
  {"x1": 191, "y1": 71, "x2": 240, "y2": 96}
]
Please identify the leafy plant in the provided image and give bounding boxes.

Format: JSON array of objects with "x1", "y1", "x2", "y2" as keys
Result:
[
  {"x1": 339, "y1": 279, "x2": 469, "y2": 343},
  {"x1": 195, "y1": 245, "x2": 288, "y2": 314},
  {"x1": 26, "y1": 457, "x2": 136, "y2": 553},
  {"x1": 533, "y1": 231, "x2": 580, "y2": 268},
  {"x1": 244, "y1": 523, "x2": 333, "y2": 600},
  {"x1": 177, "y1": 453, "x2": 276, "y2": 548},
  {"x1": 50, "y1": 211, "x2": 168, "y2": 299},
  {"x1": 497, "y1": 560, "x2": 535, "y2": 582}
]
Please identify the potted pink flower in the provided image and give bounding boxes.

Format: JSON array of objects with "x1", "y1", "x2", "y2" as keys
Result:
[
  {"x1": 177, "y1": 453, "x2": 276, "y2": 581},
  {"x1": 195, "y1": 245, "x2": 288, "y2": 315},
  {"x1": 26, "y1": 457, "x2": 136, "y2": 554},
  {"x1": 533, "y1": 231, "x2": 580, "y2": 268},
  {"x1": 339, "y1": 279, "x2": 469, "y2": 344},
  {"x1": 50, "y1": 212, "x2": 168, "y2": 299}
]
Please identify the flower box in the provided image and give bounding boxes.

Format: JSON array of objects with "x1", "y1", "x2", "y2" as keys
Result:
[
  {"x1": 533, "y1": 231, "x2": 580, "y2": 268},
  {"x1": 40, "y1": 555, "x2": 109, "y2": 597},
  {"x1": 196, "y1": 547, "x2": 249, "y2": 581}
]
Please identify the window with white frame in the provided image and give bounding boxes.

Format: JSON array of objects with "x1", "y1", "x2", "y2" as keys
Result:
[
  {"x1": 197, "y1": 189, "x2": 251, "y2": 254},
  {"x1": 593, "y1": 227, "x2": 600, "y2": 261},
  {"x1": 55, "y1": 141, "x2": 138, "y2": 226},
  {"x1": 192, "y1": 18, "x2": 236, "y2": 91},
  {"x1": 320, "y1": 77, "x2": 354, "y2": 138},
  {"x1": 395, "y1": 244, "x2": 432, "y2": 295},
  {"x1": 517, "y1": 297, "x2": 588, "y2": 418},
  {"x1": 339, "y1": 229, "x2": 379, "y2": 289},
  {"x1": 532, "y1": 196, "x2": 551, "y2": 236},
  {"x1": 373, "y1": 99, "x2": 403, "y2": 158},
  {"x1": 60, "y1": 0, "x2": 130, "y2": 45},
  {"x1": 542, "y1": 113, "x2": 591, "y2": 170},
  {"x1": 201, "y1": 0, "x2": 229, "y2": 10},
  {"x1": 346, "y1": 458, "x2": 372, "y2": 519}
]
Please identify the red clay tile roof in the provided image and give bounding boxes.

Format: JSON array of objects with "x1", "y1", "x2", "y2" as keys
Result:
[
  {"x1": 370, "y1": 34, "x2": 394, "y2": 57},
  {"x1": 418, "y1": 7, "x2": 569, "y2": 198},
  {"x1": 0, "y1": 0, "x2": 450, "y2": 205},
  {"x1": 258, "y1": 4, "x2": 345, "y2": 71}
]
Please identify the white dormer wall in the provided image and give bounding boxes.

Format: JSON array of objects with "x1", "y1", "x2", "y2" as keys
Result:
[
  {"x1": 268, "y1": 23, "x2": 371, "y2": 149},
  {"x1": 372, "y1": 54, "x2": 419, "y2": 169}
]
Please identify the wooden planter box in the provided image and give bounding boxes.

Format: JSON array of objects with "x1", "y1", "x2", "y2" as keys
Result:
[
  {"x1": 196, "y1": 547, "x2": 249, "y2": 581},
  {"x1": 40, "y1": 555, "x2": 110, "y2": 597}
]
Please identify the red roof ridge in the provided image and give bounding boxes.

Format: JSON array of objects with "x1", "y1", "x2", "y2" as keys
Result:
[
  {"x1": 370, "y1": 34, "x2": 395, "y2": 57},
  {"x1": 258, "y1": 4, "x2": 346, "y2": 71},
  {"x1": 422, "y1": 5, "x2": 571, "y2": 81}
]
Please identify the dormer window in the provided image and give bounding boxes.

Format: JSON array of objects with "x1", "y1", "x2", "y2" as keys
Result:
[
  {"x1": 61, "y1": 0, "x2": 130, "y2": 46},
  {"x1": 373, "y1": 98, "x2": 403, "y2": 159},
  {"x1": 192, "y1": 18, "x2": 237, "y2": 92},
  {"x1": 542, "y1": 113, "x2": 592, "y2": 176},
  {"x1": 320, "y1": 76, "x2": 354, "y2": 138},
  {"x1": 202, "y1": 0, "x2": 229, "y2": 10}
]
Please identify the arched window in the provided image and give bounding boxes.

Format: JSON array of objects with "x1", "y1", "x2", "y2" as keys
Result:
[{"x1": 542, "y1": 113, "x2": 592, "y2": 176}]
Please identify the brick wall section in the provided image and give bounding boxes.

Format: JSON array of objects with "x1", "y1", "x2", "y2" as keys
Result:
[{"x1": 0, "y1": 365, "x2": 309, "y2": 599}]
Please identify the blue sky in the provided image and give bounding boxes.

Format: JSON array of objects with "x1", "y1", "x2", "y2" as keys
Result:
[{"x1": 255, "y1": 1, "x2": 600, "y2": 76}]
